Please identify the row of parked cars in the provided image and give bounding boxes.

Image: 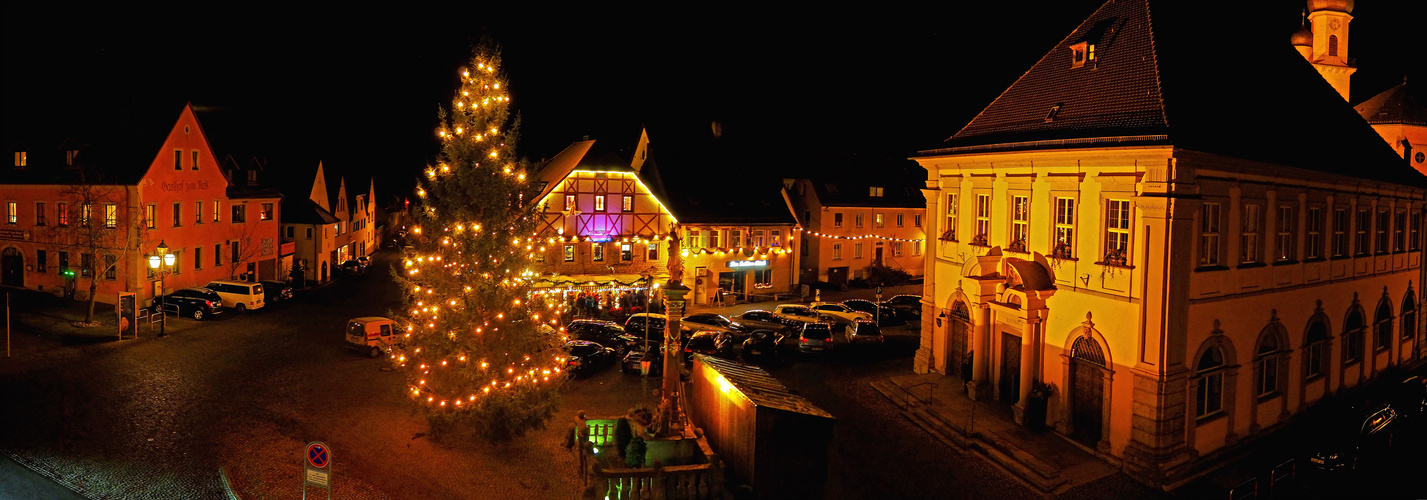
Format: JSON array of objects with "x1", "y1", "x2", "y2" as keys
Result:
[
  {"x1": 153, "y1": 279, "x2": 295, "y2": 320},
  {"x1": 560, "y1": 295, "x2": 921, "y2": 377}
]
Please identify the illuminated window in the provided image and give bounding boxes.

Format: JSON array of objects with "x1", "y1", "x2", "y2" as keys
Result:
[
  {"x1": 1240, "y1": 204, "x2": 1259, "y2": 264},
  {"x1": 975, "y1": 194, "x2": 990, "y2": 244},
  {"x1": 875, "y1": 213, "x2": 885, "y2": 228},
  {"x1": 647, "y1": 242, "x2": 659, "y2": 261},
  {"x1": 942, "y1": 193, "x2": 957, "y2": 241},
  {"x1": 1055, "y1": 198, "x2": 1075, "y2": 259},
  {"x1": 731, "y1": 230, "x2": 742, "y2": 247},
  {"x1": 13, "y1": 151, "x2": 24, "y2": 167},
  {"x1": 869, "y1": 187, "x2": 883, "y2": 197},
  {"x1": 261, "y1": 203, "x2": 274, "y2": 221},
  {"x1": 753, "y1": 230, "x2": 765, "y2": 247},
  {"x1": 1105, "y1": 199, "x2": 1130, "y2": 264},
  {"x1": 1010, "y1": 196, "x2": 1029, "y2": 251},
  {"x1": 622, "y1": 195, "x2": 633, "y2": 212},
  {"x1": 1305, "y1": 207, "x2": 1322, "y2": 259},
  {"x1": 564, "y1": 245, "x2": 574, "y2": 262},
  {"x1": 771, "y1": 230, "x2": 780, "y2": 246},
  {"x1": 594, "y1": 196, "x2": 605, "y2": 212},
  {"x1": 104, "y1": 204, "x2": 117, "y2": 228},
  {"x1": 621, "y1": 244, "x2": 632, "y2": 261},
  {"x1": 66, "y1": 150, "x2": 78, "y2": 166},
  {"x1": 689, "y1": 229, "x2": 701, "y2": 248},
  {"x1": 4, "y1": 201, "x2": 14, "y2": 224},
  {"x1": 710, "y1": 230, "x2": 720, "y2": 248},
  {"x1": 565, "y1": 195, "x2": 575, "y2": 211},
  {"x1": 81, "y1": 203, "x2": 92, "y2": 226},
  {"x1": 592, "y1": 243, "x2": 604, "y2": 262},
  {"x1": 57, "y1": 202, "x2": 68, "y2": 226},
  {"x1": 213, "y1": 200, "x2": 221, "y2": 222}
]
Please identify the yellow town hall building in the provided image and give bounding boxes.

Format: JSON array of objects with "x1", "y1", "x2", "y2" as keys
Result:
[{"x1": 914, "y1": 0, "x2": 1424, "y2": 487}]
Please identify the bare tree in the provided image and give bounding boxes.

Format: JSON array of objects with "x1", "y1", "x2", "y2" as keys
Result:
[
  {"x1": 46, "y1": 175, "x2": 148, "y2": 324},
  {"x1": 225, "y1": 214, "x2": 267, "y2": 280}
]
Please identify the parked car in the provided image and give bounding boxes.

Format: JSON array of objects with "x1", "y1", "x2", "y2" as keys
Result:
[
  {"x1": 1396, "y1": 376, "x2": 1427, "y2": 423},
  {"x1": 741, "y1": 330, "x2": 786, "y2": 361},
  {"x1": 809, "y1": 302, "x2": 873, "y2": 325},
  {"x1": 154, "y1": 287, "x2": 224, "y2": 321},
  {"x1": 681, "y1": 313, "x2": 744, "y2": 338},
  {"x1": 1307, "y1": 403, "x2": 1401, "y2": 476},
  {"x1": 338, "y1": 259, "x2": 364, "y2": 275},
  {"x1": 356, "y1": 256, "x2": 372, "y2": 269},
  {"x1": 621, "y1": 342, "x2": 665, "y2": 376},
  {"x1": 881, "y1": 294, "x2": 923, "y2": 319},
  {"x1": 731, "y1": 310, "x2": 796, "y2": 334},
  {"x1": 845, "y1": 320, "x2": 885, "y2": 347},
  {"x1": 345, "y1": 316, "x2": 398, "y2": 358},
  {"x1": 841, "y1": 299, "x2": 905, "y2": 326},
  {"x1": 684, "y1": 331, "x2": 735, "y2": 360},
  {"x1": 564, "y1": 340, "x2": 617, "y2": 378},
  {"x1": 624, "y1": 313, "x2": 681, "y2": 343},
  {"x1": 772, "y1": 304, "x2": 832, "y2": 325},
  {"x1": 259, "y1": 280, "x2": 294, "y2": 304},
  {"x1": 204, "y1": 280, "x2": 266, "y2": 312},
  {"x1": 798, "y1": 323, "x2": 835, "y2": 353},
  {"x1": 566, "y1": 319, "x2": 640, "y2": 354}
]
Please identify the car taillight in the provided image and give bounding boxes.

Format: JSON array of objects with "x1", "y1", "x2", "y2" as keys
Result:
[{"x1": 205, "y1": 300, "x2": 214, "y2": 307}]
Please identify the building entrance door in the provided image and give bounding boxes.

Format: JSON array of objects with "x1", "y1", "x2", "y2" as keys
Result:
[
  {"x1": 874, "y1": 247, "x2": 884, "y2": 266},
  {"x1": 999, "y1": 332, "x2": 1021, "y2": 405},
  {"x1": 1069, "y1": 336, "x2": 1107, "y2": 445},
  {"x1": 1, "y1": 247, "x2": 23, "y2": 287}
]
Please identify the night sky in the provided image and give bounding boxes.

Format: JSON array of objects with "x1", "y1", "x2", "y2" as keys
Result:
[{"x1": 4, "y1": 1, "x2": 1423, "y2": 202}]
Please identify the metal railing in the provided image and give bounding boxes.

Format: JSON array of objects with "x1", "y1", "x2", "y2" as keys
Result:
[{"x1": 902, "y1": 381, "x2": 939, "y2": 406}]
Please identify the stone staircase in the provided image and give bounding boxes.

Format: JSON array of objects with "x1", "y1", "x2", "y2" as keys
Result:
[{"x1": 871, "y1": 378, "x2": 1082, "y2": 497}]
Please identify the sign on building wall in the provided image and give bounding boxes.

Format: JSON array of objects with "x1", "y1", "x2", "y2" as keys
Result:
[{"x1": 726, "y1": 259, "x2": 769, "y2": 269}]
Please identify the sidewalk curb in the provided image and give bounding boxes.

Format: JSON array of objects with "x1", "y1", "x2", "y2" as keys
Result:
[
  {"x1": 219, "y1": 466, "x2": 243, "y2": 500},
  {"x1": 5, "y1": 451, "x2": 94, "y2": 499}
]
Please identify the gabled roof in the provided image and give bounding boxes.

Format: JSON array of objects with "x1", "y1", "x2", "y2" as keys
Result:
[
  {"x1": 922, "y1": 0, "x2": 1423, "y2": 187},
  {"x1": 280, "y1": 197, "x2": 341, "y2": 225},
  {"x1": 697, "y1": 355, "x2": 834, "y2": 420},
  {"x1": 532, "y1": 139, "x2": 637, "y2": 203},
  {"x1": 1356, "y1": 80, "x2": 1425, "y2": 127}
]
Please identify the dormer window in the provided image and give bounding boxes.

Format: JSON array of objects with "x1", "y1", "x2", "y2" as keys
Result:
[
  {"x1": 869, "y1": 187, "x2": 884, "y2": 197},
  {"x1": 66, "y1": 149, "x2": 78, "y2": 166},
  {"x1": 13, "y1": 151, "x2": 24, "y2": 167},
  {"x1": 1045, "y1": 103, "x2": 1063, "y2": 122},
  {"x1": 1070, "y1": 41, "x2": 1095, "y2": 69}
]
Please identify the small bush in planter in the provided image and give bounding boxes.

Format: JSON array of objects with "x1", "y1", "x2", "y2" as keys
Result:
[
  {"x1": 614, "y1": 417, "x2": 633, "y2": 455},
  {"x1": 625, "y1": 437, "x2": 647, "y2": 468}
]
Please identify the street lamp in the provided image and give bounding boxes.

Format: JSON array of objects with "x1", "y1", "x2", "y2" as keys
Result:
[{"x1": 149, "y1": 241, "x2": 176, "y2": 337}]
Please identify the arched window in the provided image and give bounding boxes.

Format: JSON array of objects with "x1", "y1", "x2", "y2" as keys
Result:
[
  {"x1": 1196, "y1": 346, "x2": 1225, "y2": 420},
  {"x1": 1374, "y1": 299, "x2": 1393, "y2": 351},
  {"x1": 1304, "y1": 318, "x2": 1330, "y2": 378},
  {"x1": 1402, "y1": 291, "x2": 1416, "y2": 341},
  {"x1": 1255, "y1": 328, "x2": 1286, "y2": 398},
  {"x1": 1328, "y1": 35, "x2": 1339, "y2": 57},
  {"x1": 1344, "y1": 307, "x2": 1364, "y2": 364}
]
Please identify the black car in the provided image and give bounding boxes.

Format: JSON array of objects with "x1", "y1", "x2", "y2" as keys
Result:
[
  {"x1": 563, "y1": 340, "x2": 617, "y2": 378},
  {"x1": 1307, "y1": 403, "x2": 1400, "y2": 477},
  {"x1": 566, "y1": 319, "x2": 640, "y2": 354},
  {"x1": 730, "y1": 310, "x2": 796, "y2": 334},
  {"x1": 681, "y1": 313, "x2": 744, "y2": 338},
  {"x1": 338, "y1": 259, "x2": 364, "y2": 275},
  {"x1": 684, "y1": 331, "x2": 734, "y2": 360},
  {"x1": 259, "y1": 280, "x2": 294, "y2": 303},
  {"x1": 881, "y1": 294, "x2": 922, "y2": 318},
  {"x1": 356, "y1": 256, "x2": 372, "y2": 269},
  {"x1": 621, "y1": 342, "x2": 666, "y2": 376},
  {"x1": 153, "y1": 287, "x2": 223, "y2": 320},
  {"x1": 623, "y1": 313, "x2": 670, "y2": 342},
  {"x1": 741, "y1": 330, "x2": 786, "y2": 361},
  {"x1": 841, "y1": 299, "x2": 906, "y2": 326}
]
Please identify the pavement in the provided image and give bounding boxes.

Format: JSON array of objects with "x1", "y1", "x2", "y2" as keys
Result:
[{"x1": 686, "y1": 284, "x2": 1118, "y2": 498}]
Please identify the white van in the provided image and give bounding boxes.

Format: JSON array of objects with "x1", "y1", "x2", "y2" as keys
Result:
[{"x1": 204, "y1": 280, "x2": 265, "y2": 312}]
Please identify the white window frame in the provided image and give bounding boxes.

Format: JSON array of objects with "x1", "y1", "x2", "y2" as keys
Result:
[
  {"x1": 1241, "y1": 203, "x2": 1260, "y2": 264},
  {"x1": 1200, "y1": 203, "x2": 1221, "y2": 266}
]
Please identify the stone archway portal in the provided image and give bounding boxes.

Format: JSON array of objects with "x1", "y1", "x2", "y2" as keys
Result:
[{"x1": 1070, "y1": 335, "x2": 1106, "y2": 445}]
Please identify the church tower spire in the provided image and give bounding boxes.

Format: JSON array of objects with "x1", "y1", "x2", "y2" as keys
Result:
[{"x1": 1303, "y1": 0, "x2": 1356, "y2": 101}]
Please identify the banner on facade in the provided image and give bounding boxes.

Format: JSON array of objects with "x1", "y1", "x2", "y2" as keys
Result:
[{"x1": 117, "y1": 292, "x2": 137, "y2": 340}]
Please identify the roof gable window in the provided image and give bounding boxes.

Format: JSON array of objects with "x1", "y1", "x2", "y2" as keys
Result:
[{"x1": 1069, "y1": 41, "x2": 1095, "y2": 69}]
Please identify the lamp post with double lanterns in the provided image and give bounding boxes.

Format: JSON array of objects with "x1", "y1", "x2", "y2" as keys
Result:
[{"x1": 148, "y1": 241, "x2": 176, "y2": 338}]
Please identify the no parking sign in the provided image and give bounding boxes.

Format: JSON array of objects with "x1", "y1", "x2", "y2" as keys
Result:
[{"x1": 303, "y1": 441, "x2": 331, "y2": 499}]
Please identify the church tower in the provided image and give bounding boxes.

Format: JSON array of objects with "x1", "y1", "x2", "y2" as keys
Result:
[{"x1": 1299, "y1": 0, "x2": 1356, "y2": 101}]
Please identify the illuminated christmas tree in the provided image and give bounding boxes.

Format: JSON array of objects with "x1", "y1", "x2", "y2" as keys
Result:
[{"x1": 392, "y1": 45, "x2": 563, "y2": 442}]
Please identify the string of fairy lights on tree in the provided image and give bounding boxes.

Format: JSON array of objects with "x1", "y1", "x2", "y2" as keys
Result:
[{"x1": 389, "y1": 47, "x2": 566, "y2": 432}]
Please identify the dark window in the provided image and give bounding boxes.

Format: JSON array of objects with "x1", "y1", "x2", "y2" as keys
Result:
[
  {"x1": 1195, "y1": 347, "x2": 1224, "y2": 420},
  {"x1": 36, "y1": 249, "x2": 47, "y2": 272},
  {"x1": 104, "y1": 254, "x2": 117, "y2": 280},
  {"x1": 1344, "y1": 308, "x2": 1365, "y2": 363},
  {"x1": 194, "y1": 247, "x2": 203, "y2": 270},
  {"x1": 1305, "y1": 319, "x2": 1329, "y2": 378},
  {"x1": 173, "y1": 202, "x2": 182, "y2": 227},
  {"x1": 58, "y1": 251, "x2": 69, "y2": 273},
  {"x1": 191, "y1": 151, "x2": 199, "y2": 171},
  {"x1": 35, "y1": 202, "x2": 46, "y2": 226},
  {"x1": 1374, "y1": 300, "x2": 1393, "y2": 350},
  {"x1": 174, "y1": 150, "x2": 182, "y2": 170},
  {"x1": 231, "y1": 241, "x2": 240, "y2": 263},
  {"x1": 215, "y1": 244, "x2": 222, "y2": 267},
  {"x1": 1402, "y1": 292, "x2": 1417, "y2": 340},
  {"x1": 80, "y1": 253, "x2": 93, "y2": 277},
  {"x1": 232, "y1": 205, "x2": 246, "y2": 223}
]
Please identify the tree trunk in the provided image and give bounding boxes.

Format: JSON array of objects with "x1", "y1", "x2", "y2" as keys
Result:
[{"x1": 85, "y1": 277, "x2": 99, "y2": 324}]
